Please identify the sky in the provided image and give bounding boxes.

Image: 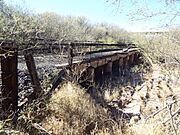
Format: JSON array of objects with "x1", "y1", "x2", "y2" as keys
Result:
[{"x1": 4, "y1": 0, "x2": 180, "y2": 32}]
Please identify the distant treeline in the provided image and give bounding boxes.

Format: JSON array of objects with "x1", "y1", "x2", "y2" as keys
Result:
[{"x1": 0, "y1": 0, "x2": 131, "y2": 45}]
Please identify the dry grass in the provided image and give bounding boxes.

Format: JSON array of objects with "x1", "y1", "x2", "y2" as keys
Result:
[
  {"x1": 125, "y1": 122, "x2": 165, "y2": 135},
  {"x1": 42, "y1": 82, "x2": 112, "y2": 135},
  {"x1": 16, "y1": 82, "x2": 123, "y2": 135},
  {"x1": 1, "y1": 59, "x2": 179, "y2": 135},
  {"x1": 1, "y1": 67, "x2": 180, "y2": 135},
  {"x1": 131, "y1": 29, "x2": 180, "y2": 66}
]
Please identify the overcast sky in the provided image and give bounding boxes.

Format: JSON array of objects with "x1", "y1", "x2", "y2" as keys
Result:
[{"x1": 4, "y1": 0, "x2": 180, "y2": 32}]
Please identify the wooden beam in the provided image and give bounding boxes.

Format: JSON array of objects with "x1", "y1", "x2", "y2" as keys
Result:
[
  {"x1": 24, "y1": 51, "x2": 42, "y2": 98},
  {"x1": 118, "y1": 58, "x2": 124, "y2": 76}
]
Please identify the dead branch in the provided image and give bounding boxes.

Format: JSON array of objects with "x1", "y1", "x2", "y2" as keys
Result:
[
  {"x1": 32, "y1": 123, "x2": 52, "y2": 135},
  {"x1": 163, "y1": 108, "x2": 180, "y2": 124},
  {"x1": 145, "y1": 99, "x2": 180, "y2": 121},
  {"x1": 145, "y1": 106, "x2": 167, "y2": 121},
  {"x1": 167, "y1": 103, "x2": 178, "y2": 135}
]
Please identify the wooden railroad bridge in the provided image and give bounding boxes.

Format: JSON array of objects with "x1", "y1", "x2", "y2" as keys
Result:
[
  {"x1": 0, "y1": 40, "x2": 140, "y2": 119},
  {"x1": 53, "y1": 47, "x2": 139, "y2": 88}
]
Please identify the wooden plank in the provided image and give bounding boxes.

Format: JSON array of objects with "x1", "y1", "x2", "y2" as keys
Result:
[
  {"x1": 98, "y1": 58, "x2": 106, "y2": 67},
  {"x1": 24, "y1": 51, "x2": 42, "y2": 98},
  {"x1": 90, "y1": 60, "x2": 99, "y2": 68},
  {"x1": 111, "y1": 55, "x2": 119, "y2": 61},
  {"x1": 73, "y1": 48, "x2": 123, "y2": 56},
  {"x1": 118, "y1": 53, "x2": 128, "y2": 58}
]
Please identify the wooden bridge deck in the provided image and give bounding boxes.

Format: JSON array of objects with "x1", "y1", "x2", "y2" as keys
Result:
[{"x1": 55, "y1": 47, "x2": 139, "y2": 69}]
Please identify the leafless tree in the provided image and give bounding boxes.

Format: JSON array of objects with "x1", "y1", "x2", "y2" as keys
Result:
[{"x1": 106, "y1": 0, "x2": 180, "y2": 27}]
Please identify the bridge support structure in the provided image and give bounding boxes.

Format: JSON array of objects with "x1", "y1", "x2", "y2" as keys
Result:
[
  {"x1": 55, "y1": 49, "x2": 140, "y2": 88},
  {"x1": 103, "y1": 61, "x2": 112, "y2": 82},
  {"x1": 94, "y1": 66, "x2": 104, "y2": 85},
  {"x1": 134, "y1": 53, "x2": 141, "y2": 64},
  {"x1": 112, "y1": 60, "x2": 120, "y2": 76},
  {"x1": 120, "y1": 56, "x2": 129, "y2": 76},
  {"x1": 86, "y1": 66, "x2": 95, "y2": 87},
  {"x1": 118, "y1": 58, "x2": 124, "y2": 76},
  {"x1": 129, "y1": 54, "x2": 135, "y2": 66}
]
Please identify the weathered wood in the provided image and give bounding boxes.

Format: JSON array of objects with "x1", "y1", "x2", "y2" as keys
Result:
[
  {"x1": 51, "y1": 69, "x2": 66, "y2": 91},
  {"x1": 104, "y1": 61, "x2": 112, "y2": 76},
  {"x1": 129, "y1": 54, "x2": 135, "y2": 66},
  {"x1": 124, "y1": 56, "x2": 130, "y2": 68},
  {"x1": 24, "y1": 51, "x2": 42, "y2": 98},
  {"x1": 0, "y1": 45, "x2": 18, "y2": 116},
  {"x1": 112, "y1": 60, "x2": 120, "y2": 76},
  {"x1": 87, "y1": 66, "x2": 95, "y2": 86},
  {"x1": 94, "y1": 66, "x2": 104, "y2": 86},
  {"x1": 68, "y1": 42, "x2": 73, "y2": 67},
  {"x1": 118, "y1": 58, "x2": 124, "y2": 76},
  {"x1": 74, "y1": 48, "x2": 123, "y2": 56},
  {"x1": 103, "y1": 61, "x2": 112, "y2": 82},
  {"x1": 67, "y1": 42, "x2": 73, "y2": 80}
]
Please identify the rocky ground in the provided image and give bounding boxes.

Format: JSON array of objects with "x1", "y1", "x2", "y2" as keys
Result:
[
  {"x1": 103, "y1": 64, "x2": 180, "y2": 135},
  {"x1": 18, "y1": 54, "x2": 65, "y2": 106},
  {"x1": 1, "y1": 60, "x2": 180, "y2": 134}
]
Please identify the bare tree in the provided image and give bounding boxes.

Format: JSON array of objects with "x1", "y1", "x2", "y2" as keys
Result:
[
  {"x1": 106, "y1": 0, "x2": 180, "y2": 27},
  {"x1": 0, "y1": 0, "x2": 43, "y2": 47}
]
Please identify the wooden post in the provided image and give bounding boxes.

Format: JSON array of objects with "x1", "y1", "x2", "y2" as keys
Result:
[
  {"x1": 0, "y1": 43, "x2": 18, "y2": 117},
  {"x1": 87, "y1": 66, "x2": 95, "y2": 86},
  {"x1": 94, "y1": 66, "x2": 104, "y2": 86},
  {"x1": 68, "y1": 42, "x2": 73, "y2": 81},
  {"x1": 134, "y1": 53, "x2": 140, "y2": 64},
  {"x1": 129, "y1": 54, "x2": 135, "y2": 66},
  {"x1": 118, "y1": 58, "x2": 124, "y2": 76},
  {"x1": 24, "y1": 51, "x2": 42, "y2": 98},
  {"x1": 104, "y1": 61, "x2": 112, "y2": 77},
  {"x1": 112, "y1": 60, "x2": 119, "y2": 76},
  {"x1": 123, "y1": 55, "x2": 130, "y2": 78},
  {"x1": 124, "y1": 56, "x2": 130, "y2": 68}
]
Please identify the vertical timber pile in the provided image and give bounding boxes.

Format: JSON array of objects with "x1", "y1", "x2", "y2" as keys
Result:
[
  {"x1": 86, "y1": 66, "x2": 95, "y2": 86},
  {"x1": 129, "y1": 54, "x2": 135, "y2": 66},
  {"x1": 134, "y1": 53, "x2": 140, "y2": 64},
  {"x1": 103, "y1": 61, "x2": 112, "y2": 82},
  {"x1": 94, "y1": 66, "x2": 104, "y2": 86},
  {"x1": 68, "y1": 42, "x2": 73, "y2": 81},
  {"x1": 24, "y1": 50, "x2": 42, "y2": 98},
  {"x1": 80, "y1": 66, "x2": 95, "y2": 88},
  {"x1": 0, "y1": 42, "x2": 18, "y2": 118},
  {"x1": 124, "y1": 55, "x2": 130, "y2": 75},
  {"x1": 112, "y1": 60, "x2": 120, "y2": 76},
  {"x1": 118, "y1": 58, "x2": 124, "y2": 76}
]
